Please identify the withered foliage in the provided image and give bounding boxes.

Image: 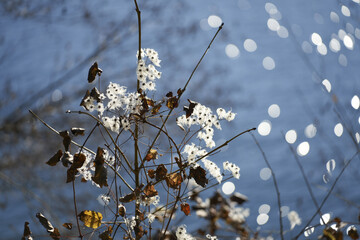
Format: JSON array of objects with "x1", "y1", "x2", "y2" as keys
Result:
[
  {"x1": 66, "y1": 153, "x2": 86, "y2": 183},
  {"x1": 91, "y1": 147, "x2": 108, "y2": 188}
]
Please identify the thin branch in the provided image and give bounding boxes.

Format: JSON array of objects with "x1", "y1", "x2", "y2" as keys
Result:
[
  {"x1": 293, "y1": 150, "x2": 360, "y2": 239},
  {"x1": 251, "y1": 133, "x2": 284, "y2": 240}
]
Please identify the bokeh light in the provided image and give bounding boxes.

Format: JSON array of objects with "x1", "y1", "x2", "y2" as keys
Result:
[
  {"x1": 334, "y1": 123, "x2": 343, "y2": 137},
  {"x1": 322, "y1": 79, "x2": 331, "y2": 92},
  {"x1": 317, "y1": 43, "x2": 327, "y2": 55},
  {"x1": 343, "y1": 35, "x2": 354, "y2": 50},
  {"x1": 280, "y1": 206, "x2": 290, "y2": 217},
  {"x1": 304, "y1": 124, "x2": 317, "y2": 138},
  {"x1": 351, "y1": 95, "x2": 359, "y2": 109},
  {"x1": 258, "y1": 120, "x2": 272, "y2": 136},
  {"x1": 297, "y1": 141, "x2": 310, "y2": 156},
  {"x1": 330, "y1": 11, "x2": 339, "y2": 23},
  {"x1": 320, "y1": 213, "x2": 331, "y2": 225},
  {"x1": 222, "y1": 181, "x2": 236, "y2": 195},
  {"x1": 338, "y1": 54, "x2": 347, "y2": 66},
  {"x1": 302, "y1": 41, "x2": 313, "y2": 53},
  {"x1": 225, "y1": 44, "x2": 240, "y2": 58},
  {"x1": 326, "y1": 159, "x2": 336, "y2": 173},
  {"x1": 258, "y1": 204, "x2": 271, "y2": 214},
  {"x1": 277, "y1": 26, "x2": 288, "y2": 38},
  {"x1": 208, "y1": 15, "x2": 222, "y2": 28},
  {"x1": 262, "y1": 56, "x2": 275, "y2": 70},
  {"x1": 52, "y1": 89, "x2": 63, "y2": 102},
  {"x1": 329, "y1": 38, "x2": 341, "y2": 52},
  {"x1": 243, "y1": 39, "x2": 257, "y2": 52},
  {"x1": 268, "y1": 104, "x2": 280, "y2": 118},
  {"x1": 267, "y1": 18, "x2": 280, "y2": 31},
  {"x1": 341, "y1": 5, "x2": 351, "y2": 17},
  {"x1": 311, "y1": 32, "x2": 322, "y2": 46},
  {"x1": 257, "y1": 213, "x2": 269, "y2": 225},
  {"x1": 260, "y1": 167, "x2": 272, "y2": 181},
  {"x1": 265, "y1": 2, "x2": 278, "y2": 15},
  {"x1": 285, "y1": 130, "x2": 297, "y2": 144}
]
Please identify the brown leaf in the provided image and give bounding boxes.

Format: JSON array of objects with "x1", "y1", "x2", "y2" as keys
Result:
[
  {"x1": 155, "y1": 164, "x2": 168, "y2": 181},
  {"x1": 36, "y1": 213, "x2": 54, "y2": 233},
  {"x1": 50, "y1": 228, "x2": 60, "y2": 240},
  {"x1": 88, "y1": 62, "x2": 102, "y2": 83},
  {"x1": 59, "y1": 130, "x2": 71, "y2": 152},
  {"x1": 61, "y1": 151, "x2": 73, "y2": 167},
  {"x1": 145, "y1": 149, "x2": 158, "y2": 161},
  {"x1": 166, "y1": 91, "x2": 173, "y2": 97},
  {"x1": 71, "y1": 128, "x2": 85, "y2": 136},
  {"x1": 230, "y1": 192, "x2": 248, "y2": 205},
  {"x1": 99, "y1": 226, "x2": 113, "y2": 240},
  {"x1": 22, "y1": 222, "x2": 32, "y2": 240},
  {"x1": 90, "y1": 87, "x2": 101, "y2": 102},
  {"x1": 46, "y1": 150, "x2": 63, "y2": 166},
  {"x1": 323, "y1": 227, "x2": 343, "y2": 240},
  {"x1": 151, "y1": 104, "x2": 162, "y2": 115},
  {"x1": 166, "y1": 172, "x2": 183, "y2": 189},
  {"x1": 62, "y1": 223, "x2": 72, "y2": 230},
  {"x1": 148, "y1": 169, "x2": 155, "y2": 179},
  {"x1": 119, "y1": 205, "x2": 126, "y2": 217},
  {"x1": 184, "y1": 99, "x2": 197, "y2": 118},
  {"x1": 78, "y1": 210, "x2": 103, "y2": 229},
  {"x1": 135, "y1": 225, "x2": 145, "y2": 239},
  {"x1": 119, "y1": 192, "x2": 136, "y2": 203},
  {"x1": 143, "y1": 183, "x2": 158, "y2": 197},
  {"x1": 166, "y1": 96, "x2": 178, "y2": 109},
  {"x1": 181, "y1": 203, "x2": 191, "y2": 216},
  {"x1": 66, "y1": 153, "x2": 86, "y2": 183},
  {"x1": 349, "y1": 228, "x2": 359, "y2": 240},
  {"x1": 189, "y1": 166, "x2": 208, "y2": 187},
  {"x1": 80, "y1": 90, "x2": 92, "y2": 110},
  {"x1": 177, "y1": 88, "x2": 183, "y2": 96},
  {"x1": 91, "y1": 147, "x2": 108, "y2": 188}
]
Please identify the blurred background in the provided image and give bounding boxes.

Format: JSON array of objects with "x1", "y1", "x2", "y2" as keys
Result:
[{"x1": 1, "y1": 0, "x2": 359, "y2": 239}]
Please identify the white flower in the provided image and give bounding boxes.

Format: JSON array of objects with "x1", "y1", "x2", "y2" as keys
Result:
[
  {"x1": 288, "y1": 210, "x2": 301, "y2": 230},
  {"x1": 147, "y1": 213, "x2": 155, "y2": 224},
  {"x1": 202, "y1": 158, "x2": 222, "y2": 183},
  {"x1": 223, "y1": 161, "x2": 240, "y2": 179},
  {"x1": 206, "y1": 234, "x2": 218, "y2": 240},
  {"x1": 176, "y1": 225, "x2": 195, "y2": 240},
  {"x1": 97, "y1": 194, "x2": 110, "y2": 206}
]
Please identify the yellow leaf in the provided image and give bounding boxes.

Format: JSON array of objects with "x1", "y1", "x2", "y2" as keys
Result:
[{"x1": 78, "y1": 210, "x2": 103, "y2": 229}]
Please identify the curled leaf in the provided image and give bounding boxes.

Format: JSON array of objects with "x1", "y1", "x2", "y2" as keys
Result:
[
  {"x1": 36, "y1": 213, "x2": 54, "y2": 233},
  {"x1": 78, "y1": 210, "x2": 103, "y2": 229},
  {"x1": 189, "y1": 166, "x2": 208, "y2": 188},
  {"x1": 99, "y1": 226, "x2": 113, "y2": 240},
  {"x1": 46, "y1": 150, "x2": 63, "y2": 166},
  {"x1": 166, "y1": 172, "x2": 183, "y2": 189},
  {"x1": 66, "y1": 153, "x2": 86, "y2": 183},
  {"x1": 119, "y1": 192, "x2": 136, "y2": 203},
  {"x1": 22, "y1": 222, "x2": 32, "y2": 240},
  {"x1": 155, "y1": 164, "x2": 168, "y2": 181},
  {"x1": 90, "y1": 87, "x2": 101, "y2": 102},
  {"x1": 59, "y1": 130, "x2": 71, "y2": 152},
  {"x1": 49, "y1": 228, "x2": 60, "y2": 240},
  {"x1": 88, "y1": 62, "x2": 102, "y2": 83},
  {"x1": 148, "y1": 169, "x2": 155, "y2": 179},
  {"x1": 71, "y1": 128, "x2": 85, "y2": 136},
  {"x1": 119, "y1": 205, "x2": 126, "y2": 217},
  {"x1": 92, "y1": 147, "x2": 108, "y2": 188},
  {"x1": 166, "y1": 96, "x2": 178, "y2": 109},
  {"x1": 62, "y1": 223, "x2": 72, "y2": 230},
  {"x1": 145, "y1": 149, "x2": 158, "y2": 161},
  {"x1": 181, "y1": 203, "x2": 191, "y2": 216},
  {"x1": 348, "y1": 228, "x2": 359, "y2": 240},
  {"x1": 151, "y1": 104, "x2": 162, "y2": 115},
  {"x1": 143, "y1": 183, "x2": 158, "y2": 197},
  {"x1": 184, "y1": 99, "x2": 197, "y2": 118}
]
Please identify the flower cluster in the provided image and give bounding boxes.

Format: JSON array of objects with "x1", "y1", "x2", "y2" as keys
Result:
[
  {"x1": 223, "y1": 161, "x2": 240, "y2": 179},
  {"x1": 175, "y1": 225, "x2": 195, "y2": 240},
  {"x1": 177, "y1": 104, "x2": 236, "y2": 148},
  {"x1": 136, "y1": 48, "x2": 162, "y2": 91},
  {"x1": 288, "y1": 210, "x2": 301, "y2": 230}
]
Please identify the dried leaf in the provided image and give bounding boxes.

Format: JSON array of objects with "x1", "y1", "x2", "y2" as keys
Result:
[
  {"x1": 166, "y1": 91, "x2": 173, "y2": 97},
  {"x1": 66, "y1": 153, "x2": 86, "y2": 183},
  {"x1": 177, "y1": 88, "x2": 183, "y2": 96},
  {"x1": 119, "y1": 205, "x2": 126, "y2": 217},
  {"x1": 145, "y1": 149, "x2": 158, "y2": 161},
  {"x1": 166, "y1": 96, "x2": 178, "y2": 109},
  {"x1": 62, "y1": 223, "x2": 72, "y2": 230},
  {"x1": 59, "y1": 130, "x2": 71, "y2": 152},
  {"x1": 22, "y1": 222, "x2": 32, "y2": 240},
  {"x1": 80, "y1": 90, "x2": 92, "y2": 110},
  {"x1": 155, "y1": 164, "x2": 168, "y2": 181},
  {"x1": 119, "y1": 192, "x2": 136, "y2": 203},
  {"x1": 323, "y1": 227, "x2": 342, "y2": 240},
  {"x1": 151, "y1": 104, "x2": 162, "y2": 115},
  {"x1": 184, "y1": 99, "x2": 197, "y2": 118},
  {"x1": 50, "y1": 228, "x2": 60, "y2": 240},
  {"x1": 36, "y1": 213, "x2": 54, "y2": 233},
  {"x1": 99, "y1": 226, "x2": 113, "y2": 240},
  {"x1": 61, "y1": 151, "x2": 73, "y2": 167},
  {"x1": 148, "y1": 169, "x2": 155, "y2": 179},
  {"x1": 90, "y1": 87, "x2": 101, "y2": 102},
  {"x1": 78, "y1": 210, "x2": 103, "y2": 229},
  {"x1": 46, "y1": 150, "x2": 63, "y2": 166},
  {"x1": 166, "y1": 172, "x2": 183, "y2": 189},
  {"x1": 88, "y1": 62, "x2": 102, "y2": 83},
  {"x1": 71, "y1": 128, "x2": 85, "y2": 136},
  {"x1": 181, "y1": 203, "x2": 191, "y2": 216},
  {"x1": 143, "y1": 183, "x2": 158, "y2": 197},
  {"x1": 92, "y1": 147, "x2": 108, "y2": 188},
  {"x1": 230, "y1": 192, "x2": 248, "y2": 205},
  {"x1": 189, "y1": 166, "x2": 208, "y2": 188},
  {"x1": 349, "y1": 228, "x2": 359, "y2": 240}
]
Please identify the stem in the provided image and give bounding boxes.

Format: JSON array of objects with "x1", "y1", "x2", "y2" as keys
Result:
[
  {"x1": 251, "y1": 133, "x2": 284, "y2": 240},
  {"x1": 72, "y1": 180, "x2": 83, "y2": 239}
]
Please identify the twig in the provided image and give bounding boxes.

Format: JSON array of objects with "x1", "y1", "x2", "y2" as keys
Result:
[
  {"x1": 251, "y1": 133, "x2": 284, "y2": 240},
  {"x1": 293, "y1": 150, "x2": 360, "y2": 239},
  {"x1": 281, "y1": 131, "x2": 325, "y2": 224}
]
